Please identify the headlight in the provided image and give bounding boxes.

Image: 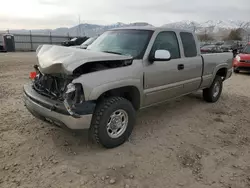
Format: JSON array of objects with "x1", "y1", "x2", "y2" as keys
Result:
[
  {"x1": 63, "y1": 83, "x2": 84, "y2": 118},
  {"x1": 236, "y1": 55, "x2": 241, "y2": 62},
  {"x1": 65, "y1": 83, "x2": 85, "y2": 103}
]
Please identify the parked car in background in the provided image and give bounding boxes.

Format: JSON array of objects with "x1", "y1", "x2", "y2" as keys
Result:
[
  {"x1": 61, "y1": 37, "x2": 89, "y2": 47},
  {"x1": 201, "y1": 44, "x2": 223, "y2": 53},
  {"x1": 233, "y1": 42, "x2": 250, "y2": 73},
  {"x1": 199, "y1": 42, "x2": 213, "y2": 48},
  {"x1": 24, "y1": 27, "x2": 233, "y2": 148},
  {"x1": 220, "y1": 41, "x2": 237, "y2": 52},
  {"x1": 215, "y1": 41, "x2": 224, "y2": 46},
  {"x1": 72, "y1": 37, "x2": 97, "y2": 49}
]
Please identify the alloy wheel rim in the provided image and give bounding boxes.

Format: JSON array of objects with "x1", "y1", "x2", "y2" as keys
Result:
[
  {"x1": 107, "y1": 109, "x2": 128, "y2": 139},
  {"x1": 213, "y1": 81, "x2": 220, "y2": 97}
]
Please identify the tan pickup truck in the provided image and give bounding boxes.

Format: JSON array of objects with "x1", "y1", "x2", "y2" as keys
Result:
[{"x1": 23, "y1": 27, "x2": 233, "y2": 148}]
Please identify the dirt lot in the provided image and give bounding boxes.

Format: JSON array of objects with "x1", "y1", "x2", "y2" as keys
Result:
[{"x1": 1, "y1": 52, "x2": 250, "y2": 188}]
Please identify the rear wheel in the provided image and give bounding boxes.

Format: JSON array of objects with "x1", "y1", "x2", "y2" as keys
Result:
[
  {"x1": 90, "y1": 97, "x2": 136, "y2": 148},
  {"x1": 203, "y1": 76, "x2": 223, "y2": 103}
]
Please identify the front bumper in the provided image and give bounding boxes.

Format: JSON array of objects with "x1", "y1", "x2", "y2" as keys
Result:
[
  {"x1": 233, "y1": 63, "x2": 250, "y2": 72},
  {"x1": 233, "y1": 60, "x2": 250, "y2": 70},
  {"x1": 234, "y1": 66, "x2": 250, "y2": 72},
  {"x1": 23, "y1": 84, "x2": 94, "y2": 130}
]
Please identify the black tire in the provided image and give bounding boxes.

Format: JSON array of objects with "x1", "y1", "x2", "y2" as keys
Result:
[
  {"x1": 90, "y1": 97, "x2": 136, "y2": 148},
  {"x1": 203, "y1": 76, "x2": 223, "y2": 103}
]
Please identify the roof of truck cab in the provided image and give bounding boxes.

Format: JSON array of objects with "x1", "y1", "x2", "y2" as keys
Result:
[{"x1": 109, "y1": 26, "x2": 194, "y2": 33}]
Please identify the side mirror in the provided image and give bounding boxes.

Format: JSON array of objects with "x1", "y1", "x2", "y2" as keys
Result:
[{"x1": 149, "y1": 50, "x2": 171, "y2": 62}]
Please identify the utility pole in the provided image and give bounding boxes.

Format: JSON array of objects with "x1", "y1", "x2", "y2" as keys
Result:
[
  {"x1": 29, "y1": 30, "x2": 33, "y2": 51},
  {"x1": 78, "y1": 15, "x2": 81, "y2": 36},
  {"x1": 205, "y1": 28, "x2": 207, "y2": 42},
  {"x1": 191, "y1": 22, "x2": 196, "y2": 33}
]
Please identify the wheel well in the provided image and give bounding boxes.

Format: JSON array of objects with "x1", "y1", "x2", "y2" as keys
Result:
[
  {"x1": 216, "y1": 68, "x2": 227, "y2": 80},
  {"x1": 97, "y1": 86, "x2": 141, "y2": 110}
]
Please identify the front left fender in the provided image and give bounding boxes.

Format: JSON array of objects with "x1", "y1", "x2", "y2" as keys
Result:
[{"x1": 88, "y1": 79, "x2": 143, "y2": 102}]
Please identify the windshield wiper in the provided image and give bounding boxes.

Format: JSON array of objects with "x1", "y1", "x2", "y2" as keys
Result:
[{"x1": 102, "y1": 51, "x2": 123, "y2": 55}]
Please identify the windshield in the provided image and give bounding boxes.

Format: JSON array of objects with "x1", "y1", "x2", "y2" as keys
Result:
[
  {"x1": 242, "y1": 44, "x2": 250, "y2": 54},
  {"x1": 87, "y1": 29, "x2": 153, "y2": 59},
  {"x1": 81, "y1": 37, "x2": 96, "y2": 46}
]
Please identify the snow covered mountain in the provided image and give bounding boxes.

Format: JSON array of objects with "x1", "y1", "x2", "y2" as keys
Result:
[
  {"x1": 163, "y1": 20, "x2": 250, "y2": 33},
  {"x1": 4, "y1": 22, "x2": 153, "y2": 36},
  {"x1": 2, "y1": 20, "x2": 249, "y2": 36}
]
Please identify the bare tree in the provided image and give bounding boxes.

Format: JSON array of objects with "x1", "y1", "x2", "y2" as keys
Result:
[
  {"x1": 235, "y1": 21, "x2": 250, "y2": 30},
  {"x1": 232, "y1": 21, "x2": 250, "y2": 42},
  {"x1": 224, "y1": 29, "x2": 242, "y2": 41},
  {"x1": 198, "y1": 31, "x2": 214, "y2": 42},
  {"x1": 190, "y1": 21, "x2": 196, "y2": 33}
]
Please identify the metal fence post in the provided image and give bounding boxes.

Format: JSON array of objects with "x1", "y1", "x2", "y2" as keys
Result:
[
  {"x1": 49, "y1": 32, "x2": 52, "y2": 44},
  {"x1": 29, "y1": 30, "x2": 33, "y2": 51}
]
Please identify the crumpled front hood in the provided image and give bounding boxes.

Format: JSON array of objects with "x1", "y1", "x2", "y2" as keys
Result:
[{"x1": 36, "y1": 44, "x2": 132, "y2": 75}]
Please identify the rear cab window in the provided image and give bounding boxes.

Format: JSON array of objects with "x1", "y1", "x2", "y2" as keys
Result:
[{"x1": 180, "y1": 32, "x2": 197, "y2": 57}]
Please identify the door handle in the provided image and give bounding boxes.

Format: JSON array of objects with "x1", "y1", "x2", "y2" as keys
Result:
[{"x1": 178, "y1": 64, "x2": 184, "y2": 70}]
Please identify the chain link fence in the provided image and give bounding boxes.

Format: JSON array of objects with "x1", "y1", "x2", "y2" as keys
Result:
[
  {"x1": 0, "y1": 30, "x2": 249, "y2": 52},
  {"x1": 0, "y1": 32, "x2": 80, "y2": 51}
]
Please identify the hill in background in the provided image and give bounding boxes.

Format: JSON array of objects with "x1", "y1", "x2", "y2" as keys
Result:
[{"x1": 1, "y1": 20, "x2": 249, "y2": 41}]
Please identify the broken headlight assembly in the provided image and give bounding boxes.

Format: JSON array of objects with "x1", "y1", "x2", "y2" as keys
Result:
[{"x1": 63, "y1": 83, "x2": 85, "y2": 118}]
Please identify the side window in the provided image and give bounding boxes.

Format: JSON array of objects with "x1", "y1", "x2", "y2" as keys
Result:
[
  {"x1": 180, "y1": 32, "x2": 197, "y2": 57},
  {"x1": 151, "y1": 31, "x2": 180, "y2": 59}
]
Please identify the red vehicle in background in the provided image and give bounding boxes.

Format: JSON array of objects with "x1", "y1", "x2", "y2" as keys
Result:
[{"x1": 233, "y1": 42, "x2": 250, "y2": 73}]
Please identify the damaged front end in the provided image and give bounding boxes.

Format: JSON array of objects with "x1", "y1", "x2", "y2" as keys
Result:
[
  {"x1": 31, "y1": 65, "x2": 87, "y2": 118},
  {"x1": 25, "y1": 44, "x2": 133, "y2": 125}
]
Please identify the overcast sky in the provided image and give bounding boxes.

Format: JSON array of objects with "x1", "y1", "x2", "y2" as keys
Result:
[{"x1": 0, "y1": 0, "x2": 249, "y2": 30}]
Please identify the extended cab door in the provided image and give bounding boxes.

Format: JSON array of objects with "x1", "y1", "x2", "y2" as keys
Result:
[
  {"x1": 143, "y1": 31, "x2": 187, "y2": 106},
  {"x1": 178, "y1": 32, "x2": 203, "y2": 93}
]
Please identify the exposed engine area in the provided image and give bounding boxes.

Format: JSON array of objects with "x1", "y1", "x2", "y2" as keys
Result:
[{"x1": 33, "y1": 72, "x2": 72, "y2": 101}]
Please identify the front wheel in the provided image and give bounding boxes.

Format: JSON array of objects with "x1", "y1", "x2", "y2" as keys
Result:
[
  {"x1": 203, "y1": 76, "x2": 223, "y2": 103},
  {"x1": 90, "y1": 97, "x2": 136, "y2": 148}
]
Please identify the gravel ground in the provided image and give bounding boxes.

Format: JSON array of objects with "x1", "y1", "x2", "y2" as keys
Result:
[{"x1": 1, "y1": 52, "x2": 250, "y2": 188}]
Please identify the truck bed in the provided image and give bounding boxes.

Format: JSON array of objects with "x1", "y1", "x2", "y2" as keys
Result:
[{"x1": 202, "y1": 52, "x2": 233, "y2": 76}]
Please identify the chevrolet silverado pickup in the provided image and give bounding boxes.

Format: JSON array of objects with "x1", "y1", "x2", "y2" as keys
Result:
[{"x1": 23, "y1": 27, "x2": 233, "y2": 148}]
